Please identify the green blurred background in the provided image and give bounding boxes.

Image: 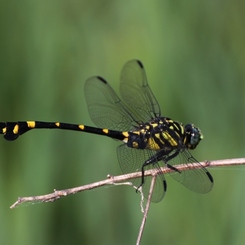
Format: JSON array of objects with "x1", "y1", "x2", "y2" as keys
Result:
[{"x1": 0, "y1": 1, "x2": 245, "y2": 244}]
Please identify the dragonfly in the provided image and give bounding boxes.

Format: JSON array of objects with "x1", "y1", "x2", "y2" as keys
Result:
[{"x1": 0, "y1": 60, "x2": 213, "y2": 202}]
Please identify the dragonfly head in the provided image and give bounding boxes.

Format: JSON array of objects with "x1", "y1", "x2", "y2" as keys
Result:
[{"x1": 184, "y1": 124, "x2": 203, "y2": 149}]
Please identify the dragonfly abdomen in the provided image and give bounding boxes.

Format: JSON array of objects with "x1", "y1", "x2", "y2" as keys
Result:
[{"x1": 0, "y1": 121, "x2": 128, "y2": 142}]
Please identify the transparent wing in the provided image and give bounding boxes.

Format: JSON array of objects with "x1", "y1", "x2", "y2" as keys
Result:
[
  {"x1": 165, "y1": 149, "x2": 213, "y2": 193},
  {"x1": 120, "y1": 60, "x2": 161, "y2": 122},
  {"x1": 117, "y1": 144, "x2": 166, "y2": 203},
  {"x1": 84, "y1": 76, "x2": 137, "y2": 131}
]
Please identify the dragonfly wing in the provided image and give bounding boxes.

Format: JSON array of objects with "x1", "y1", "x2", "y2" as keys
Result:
[
  {"x1": 165, "y1": 149, "x2": 213, "y2": 193},
  {"x1": 120, "y1": 60, "x2": 161, "y2": 122},
  {"x1": 117, "y1": 144, "x2": 166, "y2": 202},
  {"x1": 84, "y1": 76, "x2": 137, "y2": 131}
]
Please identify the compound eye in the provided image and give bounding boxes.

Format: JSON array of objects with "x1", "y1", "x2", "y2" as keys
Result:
[
  {"x1": 184, "y1": 124, "x2": 203, "y2": 149},
  {"x1": 190, "y1": 127, "x2": 201, "y2": 145}
]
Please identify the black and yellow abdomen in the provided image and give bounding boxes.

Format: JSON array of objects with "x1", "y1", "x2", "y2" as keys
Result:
[{"x1": 0, "y1": 121, "x2": 128, "y2": 142}]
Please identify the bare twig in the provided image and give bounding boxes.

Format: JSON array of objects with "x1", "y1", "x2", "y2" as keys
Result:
[
  {"x1": 136, "y1": 175, "x2": 157, "y2": 245},
  {"x1": 10, "y1": 158, "x2": 245, "y2": 209}
]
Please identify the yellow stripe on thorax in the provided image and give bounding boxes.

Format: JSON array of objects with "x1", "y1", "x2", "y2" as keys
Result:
[
  {"x1": 147, "y1": 132, "x2": 178, "y2": 150},
  {"x1": 162, "y1": 132, "x2": 178, "y2": 146},
  {"x1": 147, "y1": 137, "x2": 161, "y2": 150}
]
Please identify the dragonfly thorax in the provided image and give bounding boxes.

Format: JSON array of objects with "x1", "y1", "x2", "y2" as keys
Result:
[{"x1": 126, "y1": 117, "x2": 185, "y2": 151}]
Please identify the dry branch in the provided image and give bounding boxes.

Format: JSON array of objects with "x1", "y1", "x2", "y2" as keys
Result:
[{"x1": 10, "y1": 157, "x2": 245, "y2": 209}]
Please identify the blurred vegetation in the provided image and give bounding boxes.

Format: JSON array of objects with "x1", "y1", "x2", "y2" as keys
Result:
[{"x1": 0, "y1": 1, "x2": 245, "y2": 244}]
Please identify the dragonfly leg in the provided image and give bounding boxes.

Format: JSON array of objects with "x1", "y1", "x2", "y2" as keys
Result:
[
  {"x1": 138, "y1": 148, "x2": 181, "y2": 190},
  {"x1": 137, "y1": 155, "x2": 158, "y2": 191},
  {"x1": 166, "y1": 163, "x2": 181, "y2": 173}
]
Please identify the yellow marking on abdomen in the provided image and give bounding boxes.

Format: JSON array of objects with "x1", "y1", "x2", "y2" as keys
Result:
[
  {"x1": 122, "y1": 132, "x2": 129, "y2": 138},
  {"x1": 103, "y1": 129, "x2": 109, "y2": 134},
  {"x1": 27, "y1": 121, "x2": 36, "y2": 128},
  {"x1": 79, "y1": 125, "x2": 85, "y2": 130},
  {"x1": 55, "y1": 122, "x2": 60, "y2": 127},
  {"x1": 13, "y1": 124, "x2": 19, "y2": 134},
  {"x1": 122, "y1": 132, "x2": 129, "y2": 144},
  {"x1": 123, "y1": 138, "x2": 128, "y2": 143},
  {"x1": 2, "y1": 127, "x2": 7, "y2": 134}
]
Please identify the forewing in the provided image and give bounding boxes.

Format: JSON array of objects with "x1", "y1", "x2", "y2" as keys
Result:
[
  {"x1": 84, "y1": 76, "x2": 136, "y2": 131},
  {"x1": 120, "y1": 60, "x2": 161, "y2": 122}
]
